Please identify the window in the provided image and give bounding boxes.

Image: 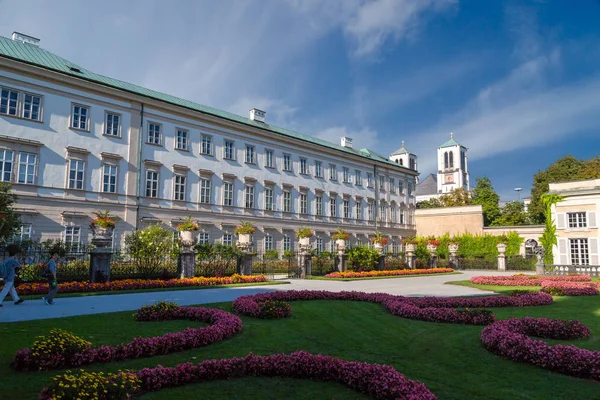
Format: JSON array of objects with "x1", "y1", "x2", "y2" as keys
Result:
[
  {"x1": 343, "y1": 167, "x2": 350, "y2": 183},
  {"x1": 283, "y1": 191, "x2": 291, "y2": 212},
  {"x1": 367, "y1": 173, "x2": 373, "y2": 188},
  {"x1": 400, "y1": 210, "x2": 406, "y2": 225},
  {"x1": 174, "y1": 175, "x2": 186, "y2": 201},
  {"x1": 391, "y1": 205, "x2": 397, "y2": 223},
  {"x1": 329, "y1": 165, "x2": 337, "y2": 181},
  {"x1": 64, "y1": 226, "x2": 81, "y2": 252},
  {"x1": 265, "y1": 188, "x2": 274, "y2": 211},
  {"x1": 300, "y1": 158, "x2": 308, "y2": 175},
  {"x1": 245, "y1": 185, "x2": 255, "y2": 208},
  {"x1": 399, "y1": 181, "x2": 404, "y2": 194},
  {"x1": 283, "y1": 153, "x2": 292, "y2": 171},
  {"x1": 17, "y1": 152, "x2": 36, "y2": 184},
  {"x1": 71, "y1": 104, "x2": 89, "y2": 130},
  {"x1": 330, "y1": 197, "x2": 337, "y2": 217},
  {"x1": 389, "y1": 178, "x2": 395, "y2": 194},
  {"x1": 461, "y1": 151, "x2": 466, "y2": 170},
  {"x1": 245, "y1": 145, "x2": 255, "y2": 164},
  {"x1": 392, "y1": 242, "x2": 399, "y2": 254},
  {"x1": 568, "y1": 213, "x2": 587, "y2": 228},
  {"x1": 315, "y1": 161, "x2": 322, "y2": 178},
  {"x1": 1, "y1": 88, "x2": 18, "y2": 116},
  {"x1": 355, "y1": 170, "x2": 362, "y2": 186},
  {"x1": 68, "y1": 160, "x2": 85, "y2": 189},
  {"x1": 343, "y1": 199, "x2": 350, "y2": 219},
  {"x1": 316, "y1": 237, "x2": 323, "y2": 253},
  {"x1": 570, "y1": 239, "x2": 589, "y2": 265},
  {"x1": 368, "y1": 201, "x2": 375, "y2": 221},
  {"x1": 176, "y1": 129, "x2": 189, "y2": 150},
  {"x1": 223, "y1": 234, "x2": 233, "y2": 246},
  {"x1": 13, "y1": 223, "x2": 32, "y2": 243},
  {"x1": 265, "y1": 149, "x2": 274, "y2": 168},
  {"x1": 379, "y1": 175, "x2": 385, "y2": 191},
  {"x1": 449, "y1": 152, "x2": 454, "y2": 168},
  {"x1": 356, "y1": 202, "x2": 362, "y2": 220},
  {"x1": 0, "y1": 150, "x2": 13, "y2": 182},
  {"x1": 102, "y1": 164, "x2": 117, "y2": 193},
  {"x1": 198, "y1": 233, "x2": 210, "y2": 244},
  {"x1": 201, "y1": 135, "x2": 213, "y2": 155},
  {"x1": 410, "y1": 158, "x2": 416, "y2": 170},
  {"x1": 224, "y1": 140, "x2": 235, "y2": 160},
  {"x1": 283, "y1": 236, "x2": 291, "y2": 251},
  {"x1": 407, "y1": 182, "x2": 413, "y2": 196},
  {"x1": 105, "y1": 113, "x2": 121, "y2": 136},
  {"x1": 148, "y1": 123, "x2": 161, "y2": 145},
  {"x1": 145, "y1": 171, "x2": 159, "y2": 198},
  {"x1": 379, "y1": 203, "x2": 386, "y2": 222},
  {"x1": 199, "y1": 179, "x2": 211, "y2": 204},
  {"x1": 315, "y1": 195, "x2": 323, "y2": 216},
  {"x1": 223, "y1": 182, "x2": 234, "y2": 206},
  {"x1": 264, "y1": 235, "x2": 273, "y2": 251},
  {"x1": 300, "y1": 193, "x2": 308, "y2": 214},
  {"x1": 23, "y1": 94, "x2": 42, "y2": 121}
]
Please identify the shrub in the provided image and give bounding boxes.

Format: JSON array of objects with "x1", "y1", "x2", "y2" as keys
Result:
[
  {"x1": 39, "y1": 369, "x2": 140, "y2": 400},
  {"x1": 264, "y1": 249, "x2": 279, "y2": 259},
  {"x1": 283, "y1": 250, "x2": 295, "y2": 258},
  {"x1": 346, "y1": 246, "x2": 380, "y2": 271},
  {"x1": 258, "y1": 300, "x2": 292, "y2": 319},
  {"x1": 135, "y1": 300, "x2": 181, "y2": 321},
  {"x1": 124, "y1": 225, "x2": 174, "y2": 276},
  {"x1": 28, "y1": 329, "x2": 92, "y2": 370}
]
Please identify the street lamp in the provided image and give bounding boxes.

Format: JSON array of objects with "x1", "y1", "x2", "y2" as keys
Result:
[{"x1": 514, "y1": 188, "x2": 522, "y2": 202}]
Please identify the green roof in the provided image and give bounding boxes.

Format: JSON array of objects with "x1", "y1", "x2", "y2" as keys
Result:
[
  {"x1": 438, "y1": 137, "x2": 461, "y2": 148},
  {"x1": 0, "y1": 35, "x2": 414, "y2": 172}
]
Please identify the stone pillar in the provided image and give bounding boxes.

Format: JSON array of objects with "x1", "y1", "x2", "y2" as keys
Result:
[
  {"x1": 89, "y1": 236, "x2": 112, "y2": 283},
  {"x1": 240, "y1": 253, "x2": 253, "y2": 275},
  {"x1": 377, "y1": 255, "x2": 385, "y2": 271},
  {"x1": 427, "y1": 244, "x2": 438, "y2": 269},
  {"x1": 534, "y1": 246, "x2": 546, "y2": 275},
  {"x1": 178, "y1": 249, "x2": 195, "y2": 278},
  {"x1": 236, "y1": 239, "x2": 254, "y2": 276},
  {"x1": 448, "y1": 243, "x2": 459, "y2": 269},
  {"x1": 337, "y1": 254, "x2": 347, "y2": 272},
  {"x1": 405, "y1": 244, "x2": 416, "y2": 269},
  {"x1": 497, "y1": 243, "x2": 507, "y2": 272},
  {"x1": 298, "y1": 241, "x2": 312, "y2": 279}
]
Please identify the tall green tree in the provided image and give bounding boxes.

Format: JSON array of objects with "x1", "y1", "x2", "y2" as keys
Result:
[
  {"x1": 417, "y1": 188, "x2": 472, "y2": 209},
  {"x1": 471, "y1": 176, "x2": 500, "y2": 226},
  {"x1": 493, "y1": 201, "x2": 529, "y2": 226},
  {"x1": 529, "y1": 155, "x2": 586, "y2": 224},
  {"x1": 0, "y1": 183, "x2": 21, "y2": 244}
]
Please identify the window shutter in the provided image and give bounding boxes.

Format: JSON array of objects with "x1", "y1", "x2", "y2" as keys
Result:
[
  {"x1": 588, "y1": 211, "x2": 597, "y2": 228},
  {"x1": 589, "y1": 238, "x2": 599, "y2": 265},
  {"x1": 555, "y1": 213, "x2": 565, "y2": 229},
  {"x1": 558, "y1": 239, "x2": 568, "y2": 265}
]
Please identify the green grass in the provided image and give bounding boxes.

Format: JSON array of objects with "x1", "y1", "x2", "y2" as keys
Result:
[
  {"x1": 309, "y1": 271, "x2": 461, "y2": 281},
  {"x1": 5, "y1": 280, "x2": 288, "y2": 301},
  {"x1": 446, "y1": 280, "x2": 541, "y2": 295},
  {"x1": 1, "y1": 296, "x2": 599, "y2": 399}
]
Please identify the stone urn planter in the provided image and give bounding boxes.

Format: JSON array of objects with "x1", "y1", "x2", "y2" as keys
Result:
[
  {"x1": 179, "y1": 230, "x2": 197, "y2": 248},
  {"x1": 448, "y1": 243, "x2": 459, "y2": 253},
  {"x1": 299, "y1": 237, "x2": 311, "y2": 247},
  {"x1": 405, "y1": 243, "x2": 416, "y2": 253},
  {"x1": 373, "y1": 243, "x2": 384, "y2": 254},
  {"x1": 336, "y1": 239, "x2": 347, "y2": 252},
  {"x1": 426, "y1": 244, "x2": 438, "y2": 254},
  {"x1": 238, "y1": 233, "x2": 251, "y2": 244},
  {"x1": 91, "y1": 225, "x2": 114, "y2": 239},
  {"x1": 496, "y1": 243, "x2": 507, "y2": 253}
]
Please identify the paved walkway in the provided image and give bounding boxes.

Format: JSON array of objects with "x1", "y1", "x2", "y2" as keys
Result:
[{"x1": 0, "y1": 271, "x2": 520, "y2": 323}]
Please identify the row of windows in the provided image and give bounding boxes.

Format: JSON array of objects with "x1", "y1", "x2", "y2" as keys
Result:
[
  {"x1": 442, "y1": 150, "x2": 467, "y2": 170},
  {"x1": 1, "y1": 87, "x2": 42, "y2": 121}
]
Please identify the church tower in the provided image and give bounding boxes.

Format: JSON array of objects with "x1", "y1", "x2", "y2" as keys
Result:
[
  {"x1": 389, "y1": 141, "x2": 418, "y2": 173},
  {"x1": 436, "y1": 133, "x2": 469, "y2": 194}
]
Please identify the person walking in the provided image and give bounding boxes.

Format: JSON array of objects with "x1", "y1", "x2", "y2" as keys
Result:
[
  {"x1": 0, "y1": 250, "x2": 24, "y2": 307},
  {"x1": 42, "y1": 253, "x2": 58, "y2": 305}
]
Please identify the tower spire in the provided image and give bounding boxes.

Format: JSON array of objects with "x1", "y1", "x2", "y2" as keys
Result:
[
  {"x1": 450, "y1": 132, "x2": 454, "y2": 139},
  {"x1": 401, "y1": 140, "x2": 405, "y2": 148}
]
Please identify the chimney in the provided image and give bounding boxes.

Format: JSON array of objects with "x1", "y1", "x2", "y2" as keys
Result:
[
  {"x1": 340, "y1": 137, "x2": 353, "y2": 149},
  {"x1": 12, "y1": 32, "x2": 40, "y2": 47},
  {"x1": 249, "y1": 108, "x2": 265, "y2": 123}
]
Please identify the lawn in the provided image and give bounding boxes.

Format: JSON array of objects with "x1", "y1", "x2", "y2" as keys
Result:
[{"x1": 1, "y1": 295, "x2": 599, "y2": 399}]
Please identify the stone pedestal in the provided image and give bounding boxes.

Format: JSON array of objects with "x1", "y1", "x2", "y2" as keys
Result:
[
  {"x1": 448, "y1": 244, "x2": 459, "y2": 269},
  {"x1": 238, "y1": 253, "x2": 253, "y2": 275},
  {"x1": 427, "y1": 245, "x2": 438, "y2": 269},
  {"x1": 178, "y1": 249, "x2": 195, "y2": 279},
  {"x1": 497, "y1": 243, "x2": 507, "y2": 272},
  {"x1": 377, "y1": 255, "x2": 385, "y2": 271},
  {"x1": 534, "y1": 246, "x2": 546, "y2": 275},
  {"x1": 90, "y1": 248, "x2": 112, "y2": 282},
  {"x1": 336, "y1": 254, "x2": 347, "y2": 272},
  {"x1": 298, "y1": 252, "x2": 312, "y2": 279},
  {"x1": 405, "y1": 244, "x2": 416, "y2": 269}
]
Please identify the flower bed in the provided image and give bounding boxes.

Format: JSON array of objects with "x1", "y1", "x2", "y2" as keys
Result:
[
  {"x1": 38, "y1": 351, "x2": 436, "y2": 400},
  {"x1": 540, "y1": 281, "x2": 599, "y2": 296},
  {"x1": 469, "y1": 274, "x2": 593, "y2": 287},
  {"x1": 40, "y1": 369, "x2": 140, "y2": 400},
  {"x1": 481, "y1": 317, "x2": 599, "y2": 380},
  {"x1": 8, "y1": 274, "x2": 267, "y2": 296},
  {"x1": 12, "y1": 305, "x2": 243, "y2": 371},
  {"x1": 232, "y1": 290, "x2": 553, "y2": 326},
  {"x1": 324, "y1": 268, "x2": 453, "y2": 279}
]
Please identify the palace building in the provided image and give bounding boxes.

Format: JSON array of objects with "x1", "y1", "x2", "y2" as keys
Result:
[{"x1": 0, "y1": 32, "x2": 418, "y2": 253}]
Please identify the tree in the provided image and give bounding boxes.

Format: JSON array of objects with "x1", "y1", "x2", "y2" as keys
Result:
[
  {"x1": 417, "y1": 188, "x2": 472, "y2": 209},
  {"x1": 124, "y1": 224, "x2": 174, "y2": 276},
  {"x1": 471, "y1": 176, "x2": 500, "y2": 226},
  {"x1": 0, "y1": 183, "x2": 21, "y2": 244},
  {"x1": 580, "y1": 156, "x2": 600, "y2": 179},
  {"x1": 493, "y1": 201, "x2": 529, "y2": 226}
]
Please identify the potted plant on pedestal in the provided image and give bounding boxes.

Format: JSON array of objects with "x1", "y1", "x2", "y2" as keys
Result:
[
  {"x1": 370, "y1": 232, "x2": 388, "y2": 254},
  {"x1": 427, "y1": 239, "x2": 441, "y2": 254},
  {"x1": 295, "y1": 226, "x2": 314, "y2": 247},
  {"x1": 402, "y1": 237, "x2": 419, "y2": 253},
  {"x1": 177, "y1": 217, "x2": 199, "y2": 247},
  {"x1": 90, "y1": 210, "x2": 116, "y2": 240},
  {"x1": 234, "y1": 221, "x2": 256, "y2": 245},
  {"x1": 332, "y1": 228, "x2": 350, "y2": 252}
]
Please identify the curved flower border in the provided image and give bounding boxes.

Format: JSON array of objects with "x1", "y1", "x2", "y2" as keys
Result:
[
  {"x1": 481, "y1": 317, "x2": 599, "y2": 381},
  {"x1": 40, "y1": 351, "x2": 437, "y2": 400},
  {"x1": 10, "y1": 274, "x2": 267, "y2": 296},
  {"x1": 324, "y1": 268, "x2": 453, "y2": 279},
  {"x1": 470, "y1": 275, "x2": 593, "y2": 287},
  {"x1": 540, "y1": 281, "x2": 599, "y2": 296},
  {"x1": 232, "y1": 290, "x2": 553, "y2": 326},
  {"x1": 12, "y1": 307, "x2": 243, "y2": 371}
]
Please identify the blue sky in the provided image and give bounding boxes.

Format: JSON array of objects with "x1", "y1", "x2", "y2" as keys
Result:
[{"x1": 2, "y1": 0, "x2": 600, "y2": 200}]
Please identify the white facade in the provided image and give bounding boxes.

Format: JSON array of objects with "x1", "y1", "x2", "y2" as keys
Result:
[
  {"x1": 550, "y1": 179, "x2": 600, "y2": 266},
  {"x1": 437, "y1": 133, "x2": 469, "y2": 194},
  {"x1": 0, "y1": 35, "x2": 418, "y2": 253}
]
